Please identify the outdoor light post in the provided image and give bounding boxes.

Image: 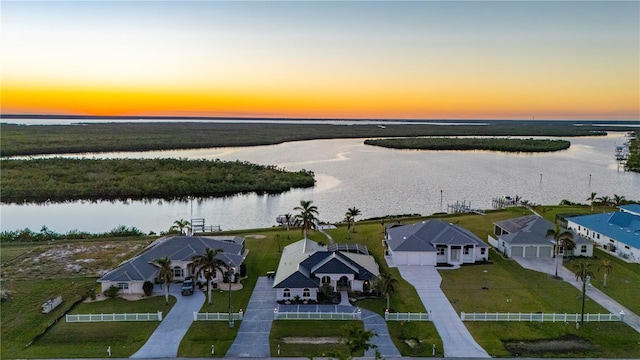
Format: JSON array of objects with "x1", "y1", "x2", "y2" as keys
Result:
[{"x1": 228, "y1": 261, "x2": 234, "y2": 328}]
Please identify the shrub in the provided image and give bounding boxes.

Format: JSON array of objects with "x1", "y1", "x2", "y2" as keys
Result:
[
  {"x1": 104, "y1": 285, "x2": 120, "y2": 298},
  {"x1": 143, "y1": 281, "x2": 154, "y2": 296}
]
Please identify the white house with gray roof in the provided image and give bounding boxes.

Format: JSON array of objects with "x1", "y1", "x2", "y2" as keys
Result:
[
  {"x1": 272, "y1": 238, "x2": 379, "y2": 302},
  {"x1": 490, "y1": 215, "x2": 593, "y2": 258},
  {"x1": 385, "y1": 220, "x2": 489, "y2": 266},
  {"x1": 98, "y1": 235, "x2": 247, "y2": 294}
]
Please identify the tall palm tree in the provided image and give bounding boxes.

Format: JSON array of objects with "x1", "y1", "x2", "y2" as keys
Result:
[
  {"x1": 546, "y1": 224, "x2": 575, "y2": 278},
  {"x1": 294, "y1": 200, "x2": 319, "y2": 239},
  {"x1": 598, "y1": 259, "x2": 613, "y2": 288},
  {"x1": 596, "y1": 195, "x2": 612, "y2": 207},
  {"x1": 587, "y1": 192, "x2": 597, "y2": 212},
  {"x1": 170, "y1": 219, "x2": 191, "y2": 235},
  {"x1": 153, "y1": 256, "x2": 173, "y2": 304},
  {"x1": 612, "y1": 194, "x2": 626, "y2": 206},
  {"x1": 346, "y1": 207, "x2": 362, "y2": 233},
  {"x1": 375, "y1": 270, "x2": 399, "y2": 311},
  {"x1": 191, "y1": 247, "x2": 225, "y2": 305},
  {"x1": 574, "y1": 261, "x2": 595, "y2": 323}
]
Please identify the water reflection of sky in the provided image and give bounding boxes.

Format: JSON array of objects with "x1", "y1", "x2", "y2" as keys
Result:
[{"x1": 1, "y1": 132, "x2": 638, "y2": 234}]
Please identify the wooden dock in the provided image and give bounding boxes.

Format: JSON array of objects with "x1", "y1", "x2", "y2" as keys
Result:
[{"x1": 447, "y1": 201, "x2": 485, "y2": 215}]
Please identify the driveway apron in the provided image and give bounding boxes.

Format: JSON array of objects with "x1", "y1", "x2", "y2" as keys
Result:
[
  {"x1": 514, "y1": 257, "x2": 640, "y2": 333},
  {"x1": 130, "y1": 284, "x2": 205, "y2": 358},
  {"x1": 397, "y1": 266, "x2": 490, "y2": 358},
  {"x1": 226, "y1": 276, "x2": 276, "y2": 357}
]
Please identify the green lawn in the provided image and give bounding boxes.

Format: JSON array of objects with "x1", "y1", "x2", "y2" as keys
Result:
[
  {"x1": 17, "y1": 296, "x2": 176, "y2": 358},
  {"x1": 269, "y1": 320, "x2": 363, "y2": 357},
  {"x1": 3, "y1": 208, "x2": 639, "y2": 358}
]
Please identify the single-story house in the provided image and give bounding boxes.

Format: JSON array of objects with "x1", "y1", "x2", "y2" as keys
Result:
[
  {"x1": 489, "y1": 215, "x2": 593, "y2": 258},
  {"x1": 566, "y1": 206, "x2": 640, "y2": 263},
  {"x1": 384, "y1": 220, "x2": 489, "y2": 266},
  {"x1": 272, "y1": 239, "x2": 379, "y2": 302},
  {"x1": 98, "y1": 235, "x2": 248, "y2": 294}
]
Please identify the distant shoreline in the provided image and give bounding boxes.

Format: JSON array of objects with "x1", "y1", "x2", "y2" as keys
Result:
[{"x1": 1, "y1": 113, "x2": 639, "y2": 125}]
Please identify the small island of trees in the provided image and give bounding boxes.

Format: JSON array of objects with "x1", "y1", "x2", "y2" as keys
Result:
[
  {"x1": 0, "y1": 158, "x2": 315, "y2": 204},
  {"x1": 363, "y1": 137, "x2": 571, "y2": 153}
]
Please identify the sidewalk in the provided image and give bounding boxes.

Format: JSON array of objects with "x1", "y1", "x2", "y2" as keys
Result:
[
  {"x1": 130, "y1": 284, "x2": 205, "y2": 358},
  {"x1": 514, "y1": 257, "x2": 640, "y2": 333},
  {"x1": 397, "y1": 266, "x2": 491, "y2": 358}
]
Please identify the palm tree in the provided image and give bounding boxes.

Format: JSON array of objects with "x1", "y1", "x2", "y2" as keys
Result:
[
  {"x1": 346, "y1": 207, "x2": 362, "y2": 233},
  {"x1": 191, "y1": 247, "x2": 225, "y2": 305},
  {"x1": 284, "y1": 213, "x2": 293, "y2": 232},
  {"x1": 546, "y1": 224, "x2": 575, "y2": 278},
  {"x1": 598, "y1": 259, "x2": 613, "y2": 288},
  {"x1": 170, "y1": 219, "x2": 191, "y2": 235},
  {"x1": 612, "y1": 194, "x2": 626, "y2": 206},
  {"x1": 596, "y1": 195, "x2": 612, "y2": 207},
  {"x1": 587, "y1": 192, "x2": 597, "y2": 212},
  {"x1": 153, "y1": 256, "x2": 173, "y2": 304},
  {"x1": 375, "y1": 270, "x2": 399, "y2": 311},
  {"x1": 294, "y1": 200, "x2": 319, "y2": 239},
  {"x1": 574, "y1": 261, "x2": 595, "y2": 323},
  {"x1": 344, "y1": 213, "x2": 354, "y2": 234}
]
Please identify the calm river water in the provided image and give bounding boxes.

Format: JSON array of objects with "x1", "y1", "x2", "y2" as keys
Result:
[{"x1": 1, "y1": 133, "x2": 638, "y2": 234}]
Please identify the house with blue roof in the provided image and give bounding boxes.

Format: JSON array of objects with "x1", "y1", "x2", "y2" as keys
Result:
[
  {"x1": 566, "y1": 207, "x2": 640, "y2": 263},
  {"x1": 98, "y1": 235, "x2": 247, "y2": 294},
  {"x1": 272, "y1": 238, "x2": 379, "y2": 302},
  {"x1": 384, "y1": 220, "x2": 489, "y2": 266}
]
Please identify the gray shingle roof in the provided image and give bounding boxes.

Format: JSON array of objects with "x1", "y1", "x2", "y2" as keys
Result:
[
  {"x1": 494, "y1": 215, "x2": 553, "y2": 235},
  {"x1": 99, "y1": 235, "x2": 246, "y2": 283},
  {"x1": 387, "y1": 220, "x2": 487, "y2": 251}
]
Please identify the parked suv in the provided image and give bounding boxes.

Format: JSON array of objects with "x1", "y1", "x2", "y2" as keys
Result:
[{"x1": 181, "y1": 277, "x2": 194, "y2": 296}]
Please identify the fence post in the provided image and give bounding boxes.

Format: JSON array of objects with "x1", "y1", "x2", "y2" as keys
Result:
[
  {"x1": 385, "y1": 308, "x2": 389, "y2": 321},
  {"x1": 157, "y1": 311, "x2": 162, "y2": 321},
  {"x1": 460, "y1": 311, "x2": 465, "y2": 321},
  {"x1": 239, "y1": 309, "x2": 243, "y2": 320}
]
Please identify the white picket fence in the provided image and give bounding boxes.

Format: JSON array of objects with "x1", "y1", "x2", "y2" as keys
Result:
[
  {"x1": 461, "y1": 311, "x2": 624, "y2": 322},
  {"x1": 274, "y1": 309, "x2": 361, "y2": 320},
  {"x1": 194, "y1": 311, "x2": 243, "y2": 321},
  {"x1": 66, "y1": 311, "x2": 162, "y2": 322},
  {"x1": 385, "y1": 312, "x2": 431, "y2": 321}
]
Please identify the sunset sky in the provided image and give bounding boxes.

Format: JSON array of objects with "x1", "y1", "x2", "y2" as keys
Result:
[{"x1": 2, "y1": 1, "x2": 638, "y2": 120}]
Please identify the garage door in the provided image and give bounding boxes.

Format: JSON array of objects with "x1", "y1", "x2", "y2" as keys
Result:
[
  {"x1": 511, "y1": 246, "x2": 523, "y2": 257},
  {"x1": 408, "y1": 254, "x2": 421, "y2": 265},
  {"x1": 393, "y1": 254, "x2": 408, "y2": 266},
  {"x1": 539, "y1": 247, "x2": 552, "y2": 257},
  {"x1": 525, "y1": 246, "x2": 537, "y2": 257}
]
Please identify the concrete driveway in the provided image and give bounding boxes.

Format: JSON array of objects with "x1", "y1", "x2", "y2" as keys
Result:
[
  {"x1": 130, "y1": 284, "x2": 205, "y2": 358},
  {"x1": 514, "y1": 257, "x2": 640, "y2": 333},
  {"x1": 397, "y1": 265, "x2": 490, "y2": 358}
]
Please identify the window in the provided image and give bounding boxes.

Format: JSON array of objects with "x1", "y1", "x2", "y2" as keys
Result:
[
  {"x1": 322, "y1": 276, "x2": 331, "y2": 285},
  {"x1": 283, "y1": 288, "x2": 291, "y2": 298},
  {"x1": 625, "y1": 245, "x2": 630, "y2": 250},
  {"x1": 464, "y1": 247, "x2": 470, "y2": 255},
  {"x1": 173, "y1": 266, "x2": 183, "y2": 278},
  {"x1": 437, "y1": 247, "x2": 445, "y2": 256},
  {"x1": 597, "y1": 234, "x2": 600, "y2": 239},
  {"x1": 117, "y1": 282, "x2": 129, "y2": 290},
  {"x1": 581, "y1": 245, "x2": 587, "y2": 253},
  {"x1": 303, "y1": 288, "x2": 310, "y2": 297},
  {"x1": 480, "y1": 248, "x2": 486, "y2": 255}
]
